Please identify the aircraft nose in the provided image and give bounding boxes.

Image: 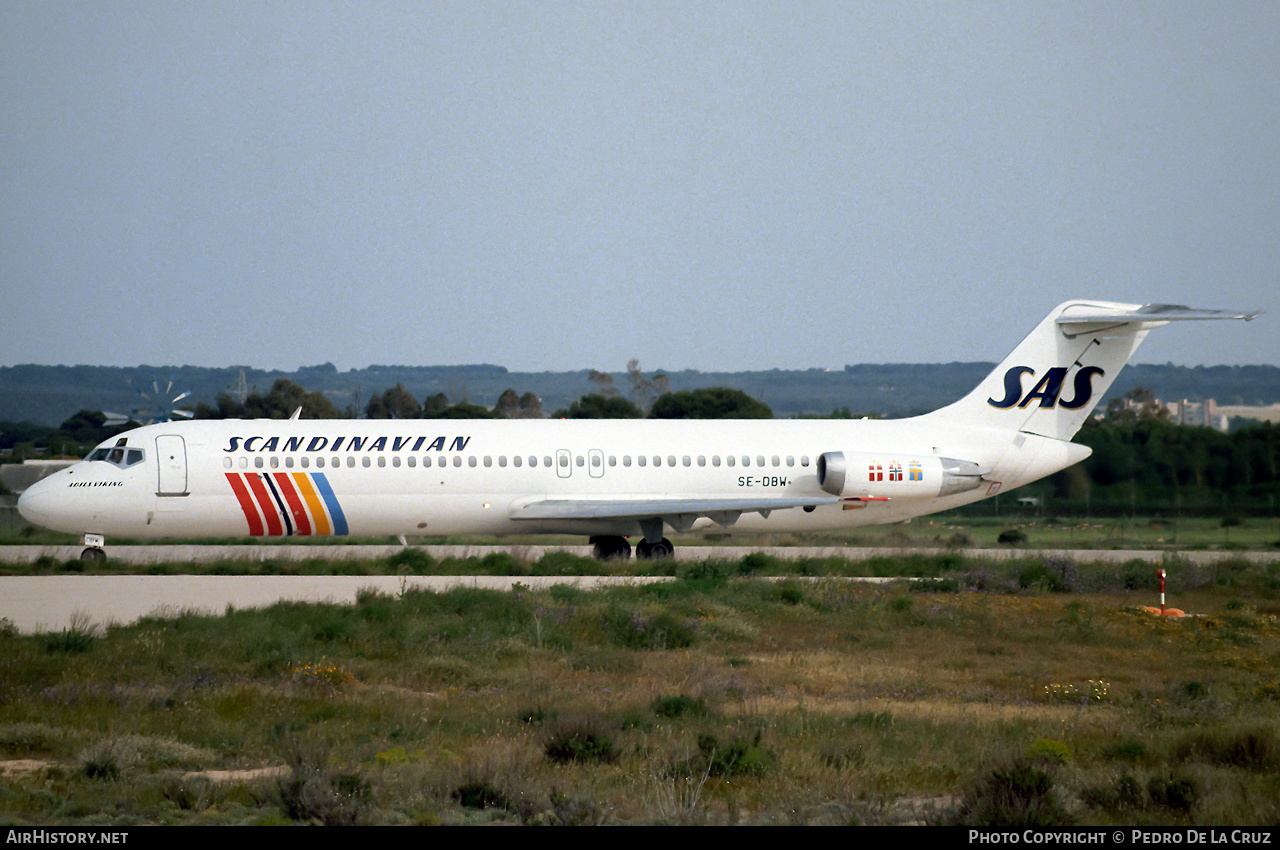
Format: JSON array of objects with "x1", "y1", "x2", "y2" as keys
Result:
[{"x1": 17, "y1": 478, "x2": 65, "y2": 532}]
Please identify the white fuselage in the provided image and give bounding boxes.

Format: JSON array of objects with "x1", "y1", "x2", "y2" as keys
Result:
[
  {"x1": 17, "y1": 415, "x2": 1079, "y2": 541},
  {"x1": 21, "y1": 301, "x2": 1249, "y2": 550}
]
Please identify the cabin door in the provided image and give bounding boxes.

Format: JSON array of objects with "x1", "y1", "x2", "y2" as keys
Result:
[{"x1": 155, "y1": 435, "x2": 189, "y2": 496}]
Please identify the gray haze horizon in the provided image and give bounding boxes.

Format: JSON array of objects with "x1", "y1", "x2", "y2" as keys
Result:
[{"x1": 3, "y1": 2, "x2": 1277, "y2": 374}]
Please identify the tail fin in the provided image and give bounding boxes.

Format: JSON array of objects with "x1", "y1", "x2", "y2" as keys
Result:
[{"x1": 924, "y1": 301, "x2": 1259, "y2": 441}]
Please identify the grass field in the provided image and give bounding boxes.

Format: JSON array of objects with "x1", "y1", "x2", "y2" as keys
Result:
[{"x1": 2, "y1": 550, "x2": 1279, "y2": 826}]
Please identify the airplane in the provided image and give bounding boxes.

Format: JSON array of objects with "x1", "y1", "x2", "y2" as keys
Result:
[{"x1": 17, "y1": 300, "x2": 1258, "y2": 562}]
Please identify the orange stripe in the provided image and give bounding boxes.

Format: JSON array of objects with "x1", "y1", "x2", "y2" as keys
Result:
[{"x1": 292, "y1": 473, "x2": 332, "y2": 536}]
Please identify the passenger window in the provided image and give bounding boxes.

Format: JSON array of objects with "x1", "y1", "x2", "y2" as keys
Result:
[
  {"x1": 223, "y1": 457, "x2": 232, "y2": 470},
  {"x1": 377, "y1": 456, "x2": 385, "y2": 468},
  {"x1": 726, "y1": 456, "x2": 735, "y2": 467},
  {"x1": 513, "y1": 456, "x2": 522, "y2": 467},
  {"x1": 638, "y1": 456, "x2": 646, "y2": 467},
  {"x1": 682, "y1": 456, "x2": 691, "y2": 467},
  {"x1": 392, "y1": 456, "x2": 400, "y2": 468},
  {"x1": 801, "y1": 456, "x2": 810, "y2": 467},
  {"x1": 757, "y1": 456, "x2": 765, "y2": 467},
  {"x1": 317, "y1": 457, "x2": 325, "y2": 468},
  {"x1": 362, "y1": 457, "x2": 371, "y2": 468},
  {"x1": 484, "y1": 456, "x2": 492, "y2": 467},
  {"x1": 543, "y1": 456, "x2": 552, "y2": 467},
  {"x1": 786, "y1": 456, "x2": 794, "y2": 467},
  {"x1": 347, "y1": 457, "x2": 356, "y2": 468},
  {"x1": 698, "y1": 456, "x2": 706, "y2": 467},
  {"x1": 499, "y1": 456, "x2": 507, "y2": 467},
  {"x1": 407, "y1": 456, "x2": 415, "y2": 468},
  {"x1": 468, "y1": 456, "x2": 477, "y2": 468},
  {"x1": 255, "y1": 457, "x2": 264, "y2": 469},
  {"x1": 301, "y1": 457, "x2": 310, "y2": 468},
  {"x1": 668, "y1": 455, "x2": 676, "y2": 467},
  {"x1": 453, "y1": 456, "x2": 462, "y2": 467},
  {"x1": 239, "y1": 457, "x2": 248, "y2": 469},
  {"x1": 771, "y1": 456, "x2": 780, "y2": 467},
  {"x1": 576, "y1": 456, "x2": 584, "y2": 467},
  {"x1": 623, "y1": 455, "x2": 632, "y2": 467}
]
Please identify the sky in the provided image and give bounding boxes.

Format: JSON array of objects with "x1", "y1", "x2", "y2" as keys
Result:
[{"x1": 2, "y1": 1, "x2": 1277, "y2": 374}]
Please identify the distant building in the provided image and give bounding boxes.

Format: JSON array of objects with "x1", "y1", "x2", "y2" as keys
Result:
[
  {"x1": 1165, "y1": 398, "x2": 1230, "y2": 431},
  {"x1": 1098, "y1": 396, "x2": 1231, "y2": 431}
]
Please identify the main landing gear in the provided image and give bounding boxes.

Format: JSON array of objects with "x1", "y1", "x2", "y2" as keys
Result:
[
  {"x1": 635, "y1": 537, "x2": 674, "y2": 560},
  {"x1": 589, "y1": 535, "x2": 675, "y2": 561}
]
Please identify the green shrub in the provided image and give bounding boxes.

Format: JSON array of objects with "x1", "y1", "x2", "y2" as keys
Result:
[
  {"x1": 534, "y1": 551, "x2": 599, "y2": 575},
  {"x1": 774, "y1": 580, "x2": 805, "y2": 605},
  {"x1": 650, "y1": 694, "x2": 711, "y2": 719},
  {"x1": 1147, "y1": 775, "x2": 1197, "y2": 812},
  {"x1": 480, "y1": 551, "x2": 521, "y2": 574},
  {"x1": 1102, "y1": 738, "x2": 1148, "y2": 762},
  {"x1": 1081, "y1": 773, "x2": 1143, "y2": 813},
  {"x1": 1027, "y1": 739, "x2": 1071, "y2": 765},
  {"x1": 688, "y1": 730, "x2": 776, "y2": 778},
  {"x1": 452, "y1": 780, "x2": 510, "y2": 810},
  {"x1": 604, "y1": 606, "x2": 697, "y2": 650},
  {"x1": 949, "y1": 760, "x2": 1073, "y2": 827},
  {"x1": 543, "y1": 717, "x2": 617, "y2": 765},
  {"x1": 275, "y1": 744, "x2": 372, "y2": 825},
  {"x1": 1175, "y1": 727, "x2": 1277, "y2": 771},
  {"x1": 386, "y1": 547, "x2": 436, "y2": 573}
]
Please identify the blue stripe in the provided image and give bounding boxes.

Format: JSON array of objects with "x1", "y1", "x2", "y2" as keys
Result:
[{"x1": 311, "y1": 473, "x2": 349, "y2": 536}]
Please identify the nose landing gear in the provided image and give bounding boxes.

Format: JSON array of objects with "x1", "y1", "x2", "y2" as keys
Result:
[{"x1": 81, "y1": 533, "x2": 107, "y2": 563}]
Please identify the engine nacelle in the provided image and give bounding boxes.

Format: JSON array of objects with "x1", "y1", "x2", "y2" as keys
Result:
[{"x1": 817, "y1": 451, "x2": 985, "y2": 499}]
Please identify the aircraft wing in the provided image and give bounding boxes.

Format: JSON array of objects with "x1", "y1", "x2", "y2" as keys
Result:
[{"x1": 509, "y1": 496, "x2": 840, "y2": 532}]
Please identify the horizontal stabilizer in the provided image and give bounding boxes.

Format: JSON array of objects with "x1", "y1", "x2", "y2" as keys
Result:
[{"x1": 1057, "y1": 303, "x2": 1260, "y2": 333}]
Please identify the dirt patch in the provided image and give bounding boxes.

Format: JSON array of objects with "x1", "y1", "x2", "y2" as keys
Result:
[
  {"x1": 182, "y1": 766, "x2": 289, "y2": 782},
  {"x1": 0, "y1": 759, "x2": 49, "y2": 777}
]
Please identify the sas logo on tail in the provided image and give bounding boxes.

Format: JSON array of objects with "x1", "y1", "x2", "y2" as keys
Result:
[{"x1": 987, "y1": 366, "x2": 1105, "y2": 410}]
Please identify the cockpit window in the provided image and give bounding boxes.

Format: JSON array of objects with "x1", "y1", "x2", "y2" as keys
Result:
[{"x1": 87, "y1": 447, "x2": 145, "y2": 469}]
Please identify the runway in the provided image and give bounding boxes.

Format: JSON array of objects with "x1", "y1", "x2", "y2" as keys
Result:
[
  {"x1": 1, "y1": 545, "x2": 1273, "y2": 634},
  {"x1": 2, "y1": 543, "x2": 1275, "y2": 565}
]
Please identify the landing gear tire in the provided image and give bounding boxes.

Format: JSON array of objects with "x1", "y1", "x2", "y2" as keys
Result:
[
  {"x1": 635, "y1": 538, "x2": 674, "y2": 560},
  {"x1": 590, "y1": 536, "x2": 632, "y2": 561},
  {"x1": 80, "y1": 547, "x2": 106, "y2": 563}
]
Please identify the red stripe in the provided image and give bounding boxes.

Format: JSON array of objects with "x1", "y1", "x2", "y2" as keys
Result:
[
  {"x1": 272, "y1": 473, "x2": 313, "y2": 536},
  {"x1": 225, "y1": 473, "x2": 265, "y2": 536},
  {"x1": 244, "y1": 472, "x2": 284, "y2": 536}
]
